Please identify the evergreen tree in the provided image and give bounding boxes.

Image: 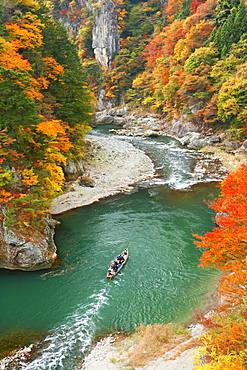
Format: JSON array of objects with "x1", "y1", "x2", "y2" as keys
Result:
[
  {"x1": 0, "y1": 0, "x2": 93, "y2": 228},
  {"x1": 180, "y1": 0, "x2": 192, "y2": 19},
  {"x1": 215, "y1": 0, "x2": 241, "y2": 25},
  {"x1": 41, "y1": 15, "x2": 93, "y2": 125},
  {"x1": 0, "y1": 72, "x2": 39, "y2": 132},
  {"x1": 211, "y1": 2, "x2": 247, "y2": 56}
]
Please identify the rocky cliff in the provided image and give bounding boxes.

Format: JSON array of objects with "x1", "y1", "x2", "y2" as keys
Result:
[
  {"x1": 0, "y1": 216, "x2": 57, "y2": 271},
  {"x1": 92, "y1": 0, "x2": 119, "y2": 68},
  {"x1": 55, "y1": 0, "x2": 119, "y2": 69}
]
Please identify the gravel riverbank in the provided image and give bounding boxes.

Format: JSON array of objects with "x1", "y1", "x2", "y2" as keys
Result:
[
  {"x1": 51, "y1": 135, "x2": 155, "y2": 215},
  {"x1": 82, "y1": 324, "x2": 204, "y2": 370},
  {"x1": 96, "y1": 108, "x2": 247, "y2": 173}
]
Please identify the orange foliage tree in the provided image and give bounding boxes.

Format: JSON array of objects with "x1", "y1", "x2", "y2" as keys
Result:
[
  {"x1": 190, "y1": 0, "x2": 207, "y2": 15},
  {"x1": 194, "y1": 164, "x2": 247, "y2": 305},
  {"x1": 0, "y1": 0, "x2": 94, "y2": 229},
  {"x1": 195, "y1": 312, "x2": 247, "y2": 370}
]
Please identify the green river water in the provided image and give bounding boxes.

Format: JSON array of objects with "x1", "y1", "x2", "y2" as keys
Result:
[{"x1": 0, "y1": 129, "x2": 219, "y2": 369}]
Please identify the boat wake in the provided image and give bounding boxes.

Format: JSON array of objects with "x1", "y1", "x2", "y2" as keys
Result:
[{"x1": 1, "y1": 286, "x2": 109, "y2": 370}]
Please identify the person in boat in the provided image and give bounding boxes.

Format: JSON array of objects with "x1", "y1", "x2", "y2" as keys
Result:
[
  {"x1": 111, "y1": 261, "x2": 118, "y2": 272},
  {"x1": 117, "y1": 255, "x2": 124, "y2": 263}
]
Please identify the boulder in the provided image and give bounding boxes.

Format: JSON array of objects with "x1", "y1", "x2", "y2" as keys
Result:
[
  {"x1": 223, "y1": 140, "x2": 242, "y2": 151},
  {"x1": 179, "y1": 132, "x2": 202, "y2": 146},
  {"x1": 238, "y1": 139, "x2": 247, "y2": 153},
  {"x1": 95, "y1": 112, "x2": 115, "y2": 124},
  {"x1": 0, "y1": 217, "x2": 57, "y2": 271},
  {"x1": 78, "y1": 175, "x2": 95, "y2": 188},
  {"x1": 95, "y1": 107, "x2": 129, "y2": 125},
  {"x1": 180, "y1": 132, "x2": 201, "y2": 146},
  {"x1": 107, "y1": 107, "x2": 128, "y2": 116},
  {"x1": 63, "y1": 158, "x2": 85, "y2": 180},
  {"x1": 188, "y1": 138, "x2": 207, "y2": 150},
  {"x1": 242, "y1": 139, "x2": 247, "y2": 150},
  {"x1": 143, "y1": 130, "x2": 161, "y2": 138},
  {"x1": 208, "y1": 135, "x2": 222, "y2": 144},
  {"x1": 112, "y1": 116, "x2": 128, "y2": 125},
  {"x1": 184, "y1": 133, "x2": 221, "y2": 149},
  {"x1": 168, "y1": 119, "x2": 199, "y2": 138}
]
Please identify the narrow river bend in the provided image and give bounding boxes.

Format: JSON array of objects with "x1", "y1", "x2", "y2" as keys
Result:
[{"x1": 0, "y1": 128, "x2": 219, "y2": 369}]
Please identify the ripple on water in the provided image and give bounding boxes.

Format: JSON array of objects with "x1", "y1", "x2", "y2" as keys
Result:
[{"x1": 0, "y1": 133, "x2": 219, "y2": 369}]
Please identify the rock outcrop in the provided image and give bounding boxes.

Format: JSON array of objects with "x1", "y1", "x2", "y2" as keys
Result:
[
  {"x1": 63, "y1": 158, "x2": 86, "y2": 181},
  {"x1": 239, "y1": 139, "x2": 247, "y2": 153},
  {"x1": 92, "y1": 0, "x2": 119, "y2": 68},
  {"x1": 0, "y1": 216, "x2": 57, "y2": 271},
  {"x1": 55, "y1": 0, "x2": 119, "y2": 69},
  {"x1": 95, "y1": 106, "x2": 129, "y2": 124}
]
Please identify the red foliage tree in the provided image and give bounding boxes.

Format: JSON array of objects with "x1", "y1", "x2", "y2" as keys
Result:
[
  {"x1": 164, "y1": 0, "x2": 184, "y2": 21},
  {"x1": 144, "y1": 19, "x2": 186, "y2": 67},
  {"x1": 190, "y1": 0, "x2": 207, "y2": 15},
  {"x1": 194, "y1": 164, "x2": 247, "y2": 305}
]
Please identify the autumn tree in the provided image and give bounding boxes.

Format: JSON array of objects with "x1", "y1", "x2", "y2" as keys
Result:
[
  {"x1": 194, "y1": 164, "x2": 247, "y2": 304},
  {"x1": 194, "y1": 164, "x2": 247, "y2": 370},
  {"x1": 0, "y1": 0, "x2": 93, "y2": 229}
]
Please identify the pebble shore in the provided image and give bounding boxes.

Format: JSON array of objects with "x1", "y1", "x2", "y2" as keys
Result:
[{"x1": 51, "y1": 135, "x2": 154, "y2": 215}]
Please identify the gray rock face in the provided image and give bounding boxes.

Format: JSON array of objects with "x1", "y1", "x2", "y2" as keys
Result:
[
  {"x1": 55, "y1": 1, "x2": 119, "y2": 69},
  {"x1": 223, "y1": 140, "x2": 242, "y2": 151},
  {"x1": 63, "y1": 158, "x2": 85, "y2": 180},
  {"x1": 95, "y1": 107, "x2": 128, "y2": 125},
  {"x1": 92, "y1": 0, "x2": 119, "y2": 68},
  {"x1": 179, "y1": 131, "x2": 222, "y2": 149},
  {"x1": 239, "y1": 139, "x2": 247, "y2": 152},
  {"x1": 168, "y1": 119, "x2": 199, "y2": 138},
  {"x1": 98, "y1": 89, "x2": 114, "y2": 110},
  {"x1": 0, "y1": 217, "x2": 57, "y2": 271}
]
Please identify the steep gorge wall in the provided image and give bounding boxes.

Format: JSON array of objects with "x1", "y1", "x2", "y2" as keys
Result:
[
  {"x1": 54, "y1": 0, "x2": 165, "y2": 108},
  {"x1": 92, "y1": 0, "x2": 119, "y2": 68},
  {"x1": 55, "y1": 0, "x2": 119, "y2": 69}
]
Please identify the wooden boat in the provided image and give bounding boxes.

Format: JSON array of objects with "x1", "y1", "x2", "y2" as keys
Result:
[{"x1": 107, "y1": 249, "x2": 128, "y2": 280}]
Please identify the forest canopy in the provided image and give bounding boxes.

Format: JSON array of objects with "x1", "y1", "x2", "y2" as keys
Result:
[
  {"x1": 57, "y1": 0, "x2": 247, "y2": 133},
  {"x1": 0, "y1": 0, "x2": 94, "y2": 229}
]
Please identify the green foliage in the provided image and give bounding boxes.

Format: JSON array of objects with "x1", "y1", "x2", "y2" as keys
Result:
[
  {"x1": 0, "y1": 171, "x2": 13, "y2": 187},
  {"x1": 128, "y1": 0, "x2": 246, "y2": 129},
  {"x1": 124, "y1": 2, "x2": 160, "y2": 38},
  {"x1": 110, "y1": 0, "x2": 165, "y2": 104},
  {"x1": 0, "y1": 70, "x2": 39, "y2": 132},
  {"x1": 185, "y1": 45, "x2": 218, "y2": 73},
  {"x1": 210, "y1": 2, "x2": 247, "y2": 56},
  {"x1": 179, "y1": 0, "x2": 192, "y2": 19},
  {"x1": 0, "y1": 0, "x2": 93, "y2": 229},
  {"x1": 49, "y1": 68, "x2": 93, "y2": 125},
  {"x1": 217, "y1": 62, "x2": 247, "y2": 126},
  {"x1": 215, "y1": 0, "x2": 242, "y2": 25},
  {"x1": 40, "y1": 13, "x2": 94, "y2": 124}
]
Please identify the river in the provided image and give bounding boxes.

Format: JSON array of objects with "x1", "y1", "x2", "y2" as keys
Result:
[{"x1": 0, "y1": 128, "x2": 219, "y2": 369}]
